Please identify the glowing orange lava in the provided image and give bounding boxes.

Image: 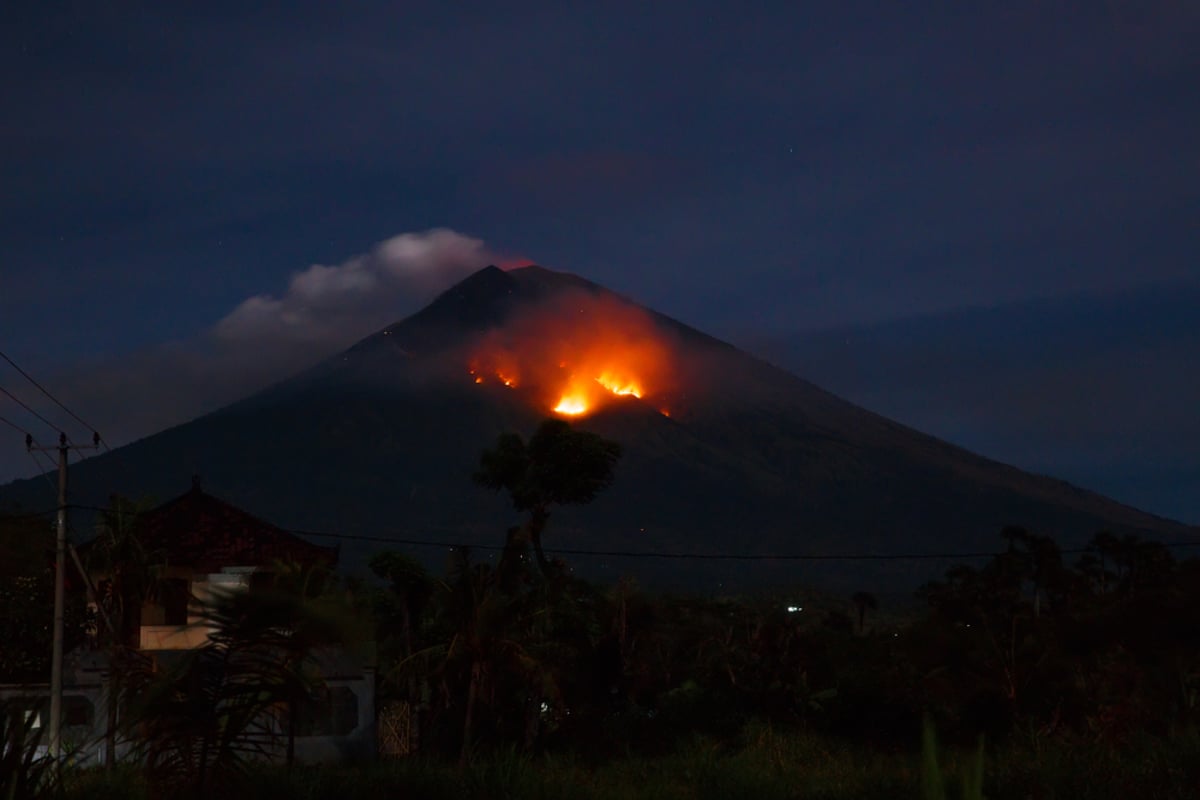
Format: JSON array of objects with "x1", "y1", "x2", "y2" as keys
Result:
[
  {"x1": 596, "y1": 372, "x2": 642, "y2": 398},
  {"x1": 553, "y1": 375, "x2": 592, "y2": 415},
  {"x1": 550, "y1": 372, "x2": 647, "y2": 416},
  {"x1": 553, "y1": 395, "x2": 589, "y2": 415},
  {"x1": 467, "y1": 294, "x2": 676, "y2": 417}
]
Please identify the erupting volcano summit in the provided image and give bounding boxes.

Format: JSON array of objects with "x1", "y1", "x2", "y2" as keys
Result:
[
  {"x1": 464, "y1": 282, "x2": 676, "y2": 419},
  {"x1": 4, "y1": 263, "x2": 1189, "y2": 589}
]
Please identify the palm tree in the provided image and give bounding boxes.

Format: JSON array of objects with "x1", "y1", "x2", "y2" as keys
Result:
[
  {"x1": 395, "y1": 550, "x2": 543, "y2": 765},
  {"x1": 474, "y1": 418, "x2": 621, "y2": 577},
  {"x1": 0, "y1": 702, "x2": 57, "y2": 800},
  {"x1": 122, "y1": 563, "x2": 355, "y2": 795},
  {"x1": 87, "y1": 495, "x2": 159, "y2": 767},
  {"x1": 370, "y1": 551, "x2": 433, "y2": 754},
  {"x1": 1089, "y1": 531, "x2": 1120, "y2": 593}
]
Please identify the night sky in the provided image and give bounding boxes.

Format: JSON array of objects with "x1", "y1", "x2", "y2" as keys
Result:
[{"x1": 1, "y1": 3, "x2": 1197, "y2": 522}]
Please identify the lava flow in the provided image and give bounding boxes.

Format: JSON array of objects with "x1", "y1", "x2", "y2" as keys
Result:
[
  {"x1": 467, "y1": 294, "x2": 674, "y2": 418},
  {"x1": 552, "y1": 370, "x2": 644, "y2": 415},
  {"x1": 553, "y1": 393, "x2": 589, "y2": 416}
]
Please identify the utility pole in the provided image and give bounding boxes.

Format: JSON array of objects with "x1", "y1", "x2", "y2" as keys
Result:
[{"x1": 27, "y1": 430, "x2": 99, "y2": 760}]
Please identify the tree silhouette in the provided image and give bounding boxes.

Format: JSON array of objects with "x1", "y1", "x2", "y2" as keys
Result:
[
  {"x1": 122, "y1": 563, "x2": 358, "y2": 793},
  {"x1": 474, "y1": 418, "x2": 621, "y2": 577},
  {"x1": 851, "y1": 591, "x2": 877, "y2": 634},
  {"x1": 370, "y1": 551, "x2": 433, "y2": 753},
  {"x1": 87, "y1": 495, "x2": 163, "y2": 766},
  {"x1": 0, "y1": 512, "x2": 90, "y2": 683},
  {"x1": 998, "y1": 526, "x2": 1066, "y2": 618},
  {"x1": 395, "y1": 549, "x2": 544, "y2": 765}
]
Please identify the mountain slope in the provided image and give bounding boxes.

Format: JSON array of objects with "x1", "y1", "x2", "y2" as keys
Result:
[{"x1": 1, "y1": 266, "x2": 1190, "y2": 589}]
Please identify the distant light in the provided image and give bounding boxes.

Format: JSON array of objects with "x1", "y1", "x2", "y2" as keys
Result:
[{"x1": 786, "y1": 605, "x2": 802, "y2": 613}]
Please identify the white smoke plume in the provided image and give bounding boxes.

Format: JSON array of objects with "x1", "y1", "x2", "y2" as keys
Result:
[
  {"x1": 213, "y1": 228, "x2": 494, "y2": 350},
  {"x1": 0, "y1": 229, "x2": 503, "y2": 484}
]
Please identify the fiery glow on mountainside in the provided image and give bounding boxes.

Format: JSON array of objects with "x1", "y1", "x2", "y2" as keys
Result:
[
  {"x1": 467, "y1": 293, "x2": 675, "y2": 418},
  {"x1": 553, "y1": 392, "x2": 589, "y2": 415},
  {"x1": 596, "y1": 371, "x2": 642, "y2": 397},
  {"x1": 468, "y1": 359, "x2": 520, "y2": 388}
]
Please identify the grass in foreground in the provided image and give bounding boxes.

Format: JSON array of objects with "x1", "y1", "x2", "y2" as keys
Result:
[{"x1": 60, "y1": 725, "x2": 1200, "y2": 800}]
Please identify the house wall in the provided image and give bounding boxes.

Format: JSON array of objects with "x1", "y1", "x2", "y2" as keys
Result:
[
  {"x1": 138, "y1": 625, "x2": 210, "y2": 649},
  {"x1": 61, "y1": 562, "x2": 378, "y2": 765},
  {"x1": 0, "y1": 659, "x2": 121, "y2": 767},
  {"x1": 138, "y1": 568, "x2": 252, "y2": 650},
  {"x1": 291, "y1": 670, "x2": 377, "y2": 764},
  {"x1": 4, "y1": 655, "x2": 378, "y2": 766}
]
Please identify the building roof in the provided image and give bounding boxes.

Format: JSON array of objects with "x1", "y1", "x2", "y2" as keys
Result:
[{"x1": 133, "y1": 477, "x2": 337, "y2": 572}]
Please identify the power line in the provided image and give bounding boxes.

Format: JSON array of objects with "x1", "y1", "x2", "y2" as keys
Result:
[
  {"x1": 26, "y1": 449, "x2": 60, "y2": 497},
  {"x1": 0, "y1": 382, "x2": 65, "y2": 437},
  {"x1": 0, "y1": 348, "x2": 99, "y2": 443},
  {"x1": 0, "y1": 507, "x2": 57, "y2": 521},
  {"x1": 287, "y1": 529, "x2": 1200, "y2": 561},
  {"x1": 0, "y1": 413, "x2": 33, "y2": 437},
  {"x1": 65, "y1": 503, "x2": 1200, "y2": 563}
]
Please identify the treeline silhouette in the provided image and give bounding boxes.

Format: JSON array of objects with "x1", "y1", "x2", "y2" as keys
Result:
[
  {"x1": 365, "y1": 524, "x2": 1200, "y2": 762},
  {"x1": 2, "y1": 418, "x2": 1197, "y2": 797}
]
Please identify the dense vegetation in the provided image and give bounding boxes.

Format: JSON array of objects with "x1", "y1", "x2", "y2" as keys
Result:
[
  {"x1": 2, "y1": 420, "x2": 1198, "y2": 797},
  {"x1": 358, "y1": 527, "x2": 1200, "y2": 760}
]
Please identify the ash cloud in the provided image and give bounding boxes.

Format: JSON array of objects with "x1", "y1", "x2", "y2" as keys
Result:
[
  {"x1": 213, "y1": 229, "x2": 494, "y2": 351},
  {"x1": 0, "y1": 229, "x2": 504, "y2": 485}
]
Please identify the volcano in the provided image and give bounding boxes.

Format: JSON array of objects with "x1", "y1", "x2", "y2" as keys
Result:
[{"x1": 1, "y1": 266, "x2": 1190, "y2": 589}]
